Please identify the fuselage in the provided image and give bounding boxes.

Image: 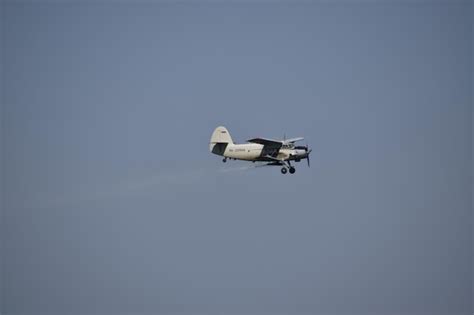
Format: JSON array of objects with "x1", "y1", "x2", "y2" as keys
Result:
[{"x1": 221, "y1": 143, "x2": 309, "y2": 162}]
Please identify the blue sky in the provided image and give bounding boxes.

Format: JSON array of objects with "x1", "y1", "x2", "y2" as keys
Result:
[{"x1": 2, "y1": 1, "x2": 473, "y2": 314}]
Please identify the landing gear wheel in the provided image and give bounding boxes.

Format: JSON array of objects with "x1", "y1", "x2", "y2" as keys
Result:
[
  {"x1": 289, "y1": 167, "x2": 296, "y2": 174},
  {"x1": 222, "y1": 158, "x2": 227, "y2": 163},
  {"x1": 281, "y1": 167, "x2": 288, "y2": 174}
]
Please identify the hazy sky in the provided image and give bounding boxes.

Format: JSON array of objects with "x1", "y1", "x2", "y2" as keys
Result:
[{"x1": 1, "y1": 1, "x2": 472, "y2": 315}]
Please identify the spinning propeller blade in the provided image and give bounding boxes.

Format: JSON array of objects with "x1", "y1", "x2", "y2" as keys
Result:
[{"x1": 306, "y1": 149, "x2": 312, "y2": 167}]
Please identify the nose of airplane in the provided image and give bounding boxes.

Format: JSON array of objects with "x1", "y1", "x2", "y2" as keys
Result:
[
  {"x1": 295, "y1": 147, "x2": 312, "y2": 167},
  {"x1": 295, "y1": 145, "x2": 308, "y2": 152},
  {"x1": 295, "y1": 149, "x2": 307, "y2": 156}
]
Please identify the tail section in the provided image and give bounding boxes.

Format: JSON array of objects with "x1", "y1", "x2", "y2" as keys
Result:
[{"x1": 209, "y1": 126, "x2": 233, "y2": 155}]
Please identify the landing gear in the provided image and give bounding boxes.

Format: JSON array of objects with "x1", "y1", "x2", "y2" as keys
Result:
[
  {"x1": 222, "y1": 158, "x2": 227, "y2": 163},
  {"x1": 280, "y1": 162, "x2": 296, "y2": 175}
]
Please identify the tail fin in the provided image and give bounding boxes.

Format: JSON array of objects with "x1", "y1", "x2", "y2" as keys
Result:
[{"x1": 209, "y1": 126, "x2": 233, "y2": 154}]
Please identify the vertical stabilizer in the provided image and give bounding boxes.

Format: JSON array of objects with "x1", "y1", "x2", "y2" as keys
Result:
[{"x1": 209, "y1": 126, "x2": 233, "y2": 154}]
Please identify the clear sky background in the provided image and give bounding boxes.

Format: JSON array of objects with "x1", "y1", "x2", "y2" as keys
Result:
[{"x1": 1, "y1": 1, "x2": 472, "y2": 315}]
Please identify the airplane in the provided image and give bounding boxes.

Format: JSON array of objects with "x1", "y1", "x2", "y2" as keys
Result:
[{"x1": 209, "y1": 126, "x2": 312, "y2": 174}]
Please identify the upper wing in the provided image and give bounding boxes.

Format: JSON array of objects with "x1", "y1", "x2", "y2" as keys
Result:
[
  {"x1": 248, "y1": 137, "x2": 304, "y2": 145},
  {"x1": 247, "y1": 137, "x2": 282, "y2": 158},
  {"x1": 283, "y1": 137, "x2": 304, "y2": 143},
  {"x1": 247, "y1": 137, "x2": 282, "y2": 148}
]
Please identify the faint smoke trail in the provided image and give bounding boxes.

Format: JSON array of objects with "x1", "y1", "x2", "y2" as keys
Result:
[
  {"x1": 31, "y1": 162, "x2": 269, "y2": 208},
  {"x1": 218, "y1": 163, "x2": 269, "y2": 173}
]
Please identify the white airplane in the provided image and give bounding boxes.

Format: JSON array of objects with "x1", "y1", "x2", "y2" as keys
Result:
[{"x1": 209, "y1": 126, "x2": 312, "y2": 174}]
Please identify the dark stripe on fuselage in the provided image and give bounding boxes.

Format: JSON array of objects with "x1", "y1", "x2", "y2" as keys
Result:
[{"x1": 211, "y1": 143, "x2": 228, "y2": 156}]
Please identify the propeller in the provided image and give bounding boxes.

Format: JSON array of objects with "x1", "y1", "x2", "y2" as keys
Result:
[
  {"x1": 305, "y1": 140, "x2": 310, "y2": 167},
  {"x1": 306, "y1": 150, "x2": 311, "y2": 167}
]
